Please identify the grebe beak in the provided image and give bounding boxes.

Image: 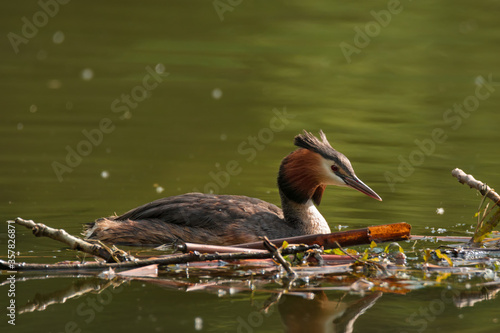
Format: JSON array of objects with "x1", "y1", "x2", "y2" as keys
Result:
[{"x1": 343, "y1": 175, "x2": 382, "y2": 201}]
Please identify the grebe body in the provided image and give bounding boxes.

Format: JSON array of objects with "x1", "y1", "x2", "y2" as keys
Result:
[{"x1": 85, "y1": 131, "x2": 381, "y2": 245}]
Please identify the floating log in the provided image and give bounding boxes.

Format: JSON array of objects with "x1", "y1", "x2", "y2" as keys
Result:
[{"x1": 234, "y1": 222, "x2": 411, "y2": 249}]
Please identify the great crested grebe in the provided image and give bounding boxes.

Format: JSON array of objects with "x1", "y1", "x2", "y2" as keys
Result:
[{"x1": 85, "y1": 131, "x2": 382, "y2": 245}]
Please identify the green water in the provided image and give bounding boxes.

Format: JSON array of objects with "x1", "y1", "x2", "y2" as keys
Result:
[{"x1": 1, "y1": 0, "x2": 500, "y2": 332}]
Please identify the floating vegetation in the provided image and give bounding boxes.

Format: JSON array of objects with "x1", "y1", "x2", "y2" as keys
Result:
[{"x1": 2, "y1": 168, "x2": 500, "y2": 323}]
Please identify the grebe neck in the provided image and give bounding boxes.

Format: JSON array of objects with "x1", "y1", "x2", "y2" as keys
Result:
[
  {"x1": 277, "y1": 149, "x2": 331, "y2": 234},
  {"x1": 278, "y1": 190, "x2": 331, "y2": 234}
]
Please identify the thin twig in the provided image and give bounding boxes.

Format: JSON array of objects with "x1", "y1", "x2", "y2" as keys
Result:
[
  {"x1": 10, "y1": 218, "x2": 134, "y2": 263},
  {"x1": 0, "y1": 244, "x2": 322, "y2": 272},
  {"x1": 262, "y1": 236, "x2": 297, "y2": 278},
  {"x1": 333, "y1": 241, "x2": 389, "y2": 276}
]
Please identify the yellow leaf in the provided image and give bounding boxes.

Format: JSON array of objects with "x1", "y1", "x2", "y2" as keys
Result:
[
  {"x1": 436, "y1": 272, "x2": 451, "y2": 283},
  {"x1": 333, "y1": 248, "x2": 345, "y2": 255},
  {"x1": 346, "y1": 248, "x2": 358, "y2": 256},
  {"x1": 423, "y1": 249, "x2": 431, "y2": 263},
  {"x1": 435, "y1": 249, "x2": 453, "y2": 267},
  {"x1": 282, "y1": 241, "x2": 289, "y2": 249},
  {"x1": 361, "y1": 249, "x2": 370, "y2": 261},
  {"x1": 370, "y1": 241, "x2": 377, "y2": 249}
]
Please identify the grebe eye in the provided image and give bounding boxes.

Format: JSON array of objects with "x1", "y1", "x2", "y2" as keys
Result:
[{"x1": 331, "y1": 165, "x2": 339, "y2": 172}]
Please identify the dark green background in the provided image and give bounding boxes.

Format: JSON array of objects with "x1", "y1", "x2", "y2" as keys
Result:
[{"x1": 1, "y1": 1, "x2": 499, "y2": 332}]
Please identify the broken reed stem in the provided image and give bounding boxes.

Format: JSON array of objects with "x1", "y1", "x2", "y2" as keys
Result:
[
  {"x1": 10, "y1": 218, "x2": 134, "y2": 263},
  {"x1": 236, "y1": 222, "x2": 412, "y2": 250},
  {"x1": 262, "y1": 236, "x2": 297, "y2": 278},
  {"x1": 177, "y1": 243, "x2": 268, "y2": 254},
  {"x1": 451, "y1": 168, "x2": 500, "y2": 244},
  {"x1": 452, "y1": 168, "x2": 500, "y2": 206}
]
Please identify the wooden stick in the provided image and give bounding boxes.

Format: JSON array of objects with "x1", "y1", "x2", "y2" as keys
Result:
[
  {"x1": 0, "y1": 244, "x2": 321, "y2": 272},
  {"x1": 452, "y1": 168, "x2": 500, "y2": 206},
  {"x1": 262, "y1": 236, "x2": 297, "y2": 278},
  {"x1": 177, "y1": 242, "x2": 317, "y2": 254},
  {"x1": 10, "y1": 217, "x2": 134, "y2": 263},
  {"x1": 451, "y1": 168, "x2": 500, "y2": 244},
  {"x1": 177, "y1": 243, "x2": 268, "y2": 253},
  {"x1": 234, "y1": 222, "x2": 411, "y2": 250}
]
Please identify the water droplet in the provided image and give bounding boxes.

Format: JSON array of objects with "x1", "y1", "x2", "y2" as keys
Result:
[
  {"x1": 17, "y1": 123, "x2": 24, "y2": 130},
  {"x1": 212, "y1": 88, "x2": 222, "y2": 100},
  {"x1": 101, "y1": 170, "x2": 109, "y2": 179},
  {"x1": 475, "y1": 76, "x2": 486, "y2": 86},
  {"x1": 52, "y1": 31, "x2": 65, "y2": 44},
  {"x1": 194, "y1": 317, "x2": 203, "y2": 331},
  {"x1": 121, "y1": 111, "x2": 132, "y2": 120},
  {"x1": 155, "y1": 63, "x2": 165, "y2": 74},
  {"x1": 156, "y1": 186, "x2": 164, "y2": 194},
  {"x1": 29, "y1": 104, "x2": 37, "y2": 113},
  {"x1": 436, "y1": 207, "x2": 445, "y2": 215},
  {"x1": 81, "y1": 68, "x2": 94, "y2": 81}
]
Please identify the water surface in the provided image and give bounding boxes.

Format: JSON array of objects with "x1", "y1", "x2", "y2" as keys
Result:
[{"x1": 1, "y1": 1, "x2": 500, "y2": 332}]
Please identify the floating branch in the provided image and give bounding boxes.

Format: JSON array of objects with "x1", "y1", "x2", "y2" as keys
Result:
[
  {"x1": 177, "y1": 243, "x2": 268, "y2": 253},
  {"x1": 177, "y1": 242, "x2": 315, "y2": 254},
  {"x1": 0, "y1": 242, "x2": 323, "y2": 272},
  {"x1": 234, "y1": 222, "x2": 411, "y2": 250},
  {"x1": 262, "y1": 236, "x2": 297, "y2": 278},
  {"x1": 10, "y1": 218, "x2": 135, "y2": 263},
  {"x1": 451, "y1": 168, "x2": 500, "y2": 244},
  {"x1": 452, "y1": 168, "x2": 500, "y2": 205}
]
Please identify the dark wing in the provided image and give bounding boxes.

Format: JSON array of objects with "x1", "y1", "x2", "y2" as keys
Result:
[
  {"x1": 87, "y1": 193, "x2": 295, "y2": 245},
  {"x1": 115, "y1": 192, "x2": 284, "y2": 228}
]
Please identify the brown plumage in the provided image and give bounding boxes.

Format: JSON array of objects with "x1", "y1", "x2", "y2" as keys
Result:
[{"x1": 85, "y1": 131, "x2": 382, "y2": 246}]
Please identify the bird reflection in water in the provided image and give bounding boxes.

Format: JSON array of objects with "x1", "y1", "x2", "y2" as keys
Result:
[{"x1": 278, "y1": 291, "x2": 383, "y2": 333}]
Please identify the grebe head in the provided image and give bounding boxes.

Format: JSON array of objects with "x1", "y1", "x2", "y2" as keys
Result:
[{"x1": 278, "y1": 130, "x2": 382, "y2": 205}]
